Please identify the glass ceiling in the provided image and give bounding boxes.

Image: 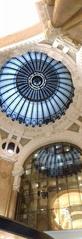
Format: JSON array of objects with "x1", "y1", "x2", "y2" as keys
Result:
[{"x1": 0, "y1": 51, "x2": 74, "y2": 127}]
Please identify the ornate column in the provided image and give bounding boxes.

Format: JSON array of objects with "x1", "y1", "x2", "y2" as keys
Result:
[{"x1": 8, "y1": 164, "x2": 24, "y2": 219}]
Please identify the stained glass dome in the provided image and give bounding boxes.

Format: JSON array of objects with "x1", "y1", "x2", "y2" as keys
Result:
[
  {"x1": 0, "y1": 51, "x2": 74, "y2": 127},
  {"x1": 34, "y1": 143, "x2": 82, "y2": 177}
]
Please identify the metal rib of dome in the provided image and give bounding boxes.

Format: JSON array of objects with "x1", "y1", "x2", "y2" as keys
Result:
[
  {"x1": 0, "y1": 51, "x2": 74, "y2": 127},
  {"x1": 34, "y1": 143, "x2": 82, "y2": 177}
]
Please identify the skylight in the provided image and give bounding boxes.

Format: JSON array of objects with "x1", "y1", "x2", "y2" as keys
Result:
[
  {"x1": 0, "y1": 51, "x2": 74, "y2": 127},
  {"x1": 0, "y1": 0, "x2": 40, "y2": 37}
]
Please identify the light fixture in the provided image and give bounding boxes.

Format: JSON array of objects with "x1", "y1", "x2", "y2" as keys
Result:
[
  {"x1": 57, "y1": 155, "x2": 61, "y2": 160},
  {"x1": 7, "y1": 142, "x2": 15, "y2": 154},
  {"x1": 7, "y1": 148, "x2": 14, "y2": 154},
  {"x1": 32, "y1": 183, "x2": 38, "y2": 188},
  {"x1": 7, "y1": 143, "x2": 14, "y2": 154},
  {"x1": 64, "y1": 145, "x2": 70, "y2": 152},
  {"x1": 34, "y1": 153, "x2": 38, "y2": 158},
  {"x1": 78, "y1": 176, "x2": 81, "y2": 180},
  {"x1": 65, "y1": 148, "x2": 70, "y2": 152},
  {"x1": 25, "y1": 169, "x2": 31, "y2": 175},
  {"x1": 56, "y1": 145, "x2": 61, "y2": 149},
  {"x1": 35, "y1": 183, "x2": 38, "y2": 188},
  {"x1": 79, "y1": 183, "x2": 82, "y2": 186},
  {"x1": 41, "y1": 166, "x2": 45, "y2": 170}
]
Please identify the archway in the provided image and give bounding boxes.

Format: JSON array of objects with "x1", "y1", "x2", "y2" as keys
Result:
[{"x1": 15, "y1": 141, "x2": 82, "y2": 231}]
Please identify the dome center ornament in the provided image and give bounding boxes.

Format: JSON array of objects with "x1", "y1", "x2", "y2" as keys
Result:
[{"x1": 28, "y1": 72, "x2": 46, "y2": 90}]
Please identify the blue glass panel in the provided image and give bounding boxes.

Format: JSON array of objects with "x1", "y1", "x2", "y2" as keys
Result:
[
  {"x1": 59, "y1": 73, "x2": 71, "y2": 79},
  {"x1": 54, "y1": 95, "x2": 64, "y2": 110},
  {"x1": 1, "y1": 86, "x2": 16, "y2": 96},
  {"x1": 17, "y1": 55, "x2": 26, "y2": 64},
  {"x1": 6, "y1": 62, "x2": 19, "y2": 70},
  {"x1": 32, "y1": 103, "x2": 37, "y2": 119},
  {"x1": 25, "y1": 102, "x2": 33, "y2": 118},
  {"x1": 38, "y1": 102, "x2": 43, "y2": 119},
  {"x1": 57, "y1": 67, "x2": 69, "y2": 73},
  {"x1": 11, "y1": 58, "x2": 23, "y2": 67},
  {"x1": 14, "y1": 97, "x2": 25, "y2": 114},
  {"x1": 6, "y1": 96, "x2": 19, "y2": 109},
  {"x1": 59, "y1": 88, "x2": 72, "y2": 97},
  {"x1": 19, "y1": 100, "x2": 28, "y2": 116},
  {"x1": 0, "y1": 74, "x2": 14, "y2": 80},
  {"x1": 54, "y1": 62, "x2": 62, "y2": 69},
  {"x1": 50, "y1": 96, "x2": 61, "y2": 112},
  {"x1": 8, "y1": 96, "x2": 21, "y2": 112},
  {"x1": 2, "y1": 68, "x2": 17, "y2": 75}
]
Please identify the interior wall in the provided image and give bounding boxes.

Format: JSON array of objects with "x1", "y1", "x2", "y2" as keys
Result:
[{"x1": 0, "y1": 159, "x2": 13, "y2": 216}]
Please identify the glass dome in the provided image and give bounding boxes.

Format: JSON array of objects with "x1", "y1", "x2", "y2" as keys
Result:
[
  {"x1": 0, "y1": 51, "x2": 74, "y2": 127},
  {"x1": 34, "y1": 143, "x2": 82, "y2": 177}
]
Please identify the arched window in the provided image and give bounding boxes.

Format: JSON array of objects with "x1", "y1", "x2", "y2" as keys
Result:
[{"x1": 15, "y1": 142, "x2": 82, "y2": 231}]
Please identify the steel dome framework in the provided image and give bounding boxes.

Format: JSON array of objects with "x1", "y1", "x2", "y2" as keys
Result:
[{"x1": 0, "y1": 51, "x2": 74, "y2": 127}]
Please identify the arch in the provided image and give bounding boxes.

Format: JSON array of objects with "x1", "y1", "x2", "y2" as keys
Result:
[
  {"x1": 11, "y1": 130, "x2": 82, "y2": 219},
  {"x1": 13, "y1": 130, "x2": 82, "y2": 172}
]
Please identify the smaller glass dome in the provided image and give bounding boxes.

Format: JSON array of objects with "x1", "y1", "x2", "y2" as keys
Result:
[
  {"x1": 15, "y1": 142, "x2": 82, "y2": 231},
  {"x1": 34, "y1": 143, "x2": 82, "y2": 177}
]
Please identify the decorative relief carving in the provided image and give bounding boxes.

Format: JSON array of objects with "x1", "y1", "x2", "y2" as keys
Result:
[
  {"x1": 68, "y1": 123, "x2": 80, "y2": 132},
  {"x1": 20, "y1": 138, "x2": 31, "y2": 146}
]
